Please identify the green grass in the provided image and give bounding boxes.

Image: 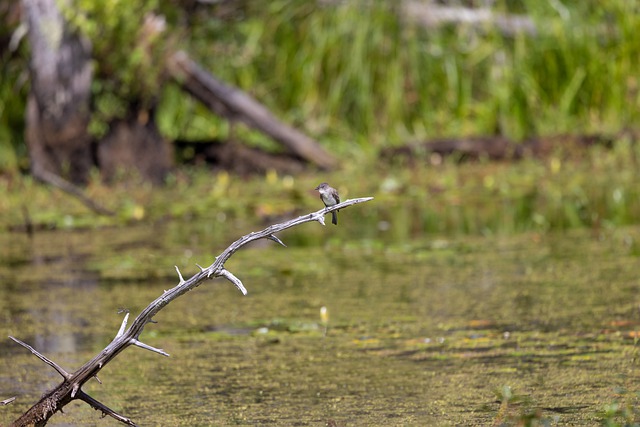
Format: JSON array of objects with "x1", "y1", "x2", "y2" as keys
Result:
[
  {"x1": 170, "y1": 0, "x2": 640, "y2": 150},
  {"x1": 3, "y1": 0, "x2": 640, "y2": 168},
  {"x1": 3, "y1": 1, "x2": 640, "y2": 236},
  {"x1": 2, "y1": 138, "x2": 640, "y2": 238}
]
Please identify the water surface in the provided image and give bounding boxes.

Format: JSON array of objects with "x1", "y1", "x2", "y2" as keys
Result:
[{"x1": 1, "y1": 222, "x2": 640, "y2": 425}]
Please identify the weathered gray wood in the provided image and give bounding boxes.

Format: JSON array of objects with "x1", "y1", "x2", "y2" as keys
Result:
[
  {"x1": 10, "y1": 196, "x2": 373, "y2": 427},
  {"x1": 1, "y1": 397, "x2": 16, "y2": 406},
  {"x1": 167, "y1": 51, "x2": 336, "y2": 170},
  {"x1": 403, "y1": 2, "x2": 537, "y2": 36}
]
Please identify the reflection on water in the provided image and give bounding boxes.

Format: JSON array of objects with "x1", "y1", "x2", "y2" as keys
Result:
[
  {"x1": 1, "y1": 223, "x2": 640, "y2": 425},
  {"x1": 0, "y1": 228, "x2": 124, "y2": 358}
]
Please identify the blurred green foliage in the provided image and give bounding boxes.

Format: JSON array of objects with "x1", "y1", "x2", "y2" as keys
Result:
[
  {"x1": 1, "y1": 0, "x2": 640, "y2": 169},
  {"x1": 178, "y1": 0, "x2": 640, "y2": 148},
  {"x1": 59, "y1": 0, "x2": 169, "y2": 137},
  {"x1": 2, "y1": 138, "x2": 640, "y2": 238}
]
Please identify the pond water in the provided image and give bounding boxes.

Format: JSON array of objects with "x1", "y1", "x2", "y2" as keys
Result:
[{"x1": 1, "y1": 219, "x2": 640, "y2": 425}]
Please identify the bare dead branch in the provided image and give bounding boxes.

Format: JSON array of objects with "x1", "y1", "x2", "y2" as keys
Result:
[
  {"x1": 116, "y1": 312, "x2": 130, "y2": 338},
  {"x1": 8, "y1": 336, "x2": 70, "y2": 380},
  {"x1": 219, "y1": 268, "x2": 247, "y2": 295},
  {"x1": 10, "y1": 196, "x2": 373, "y2": 426},
  {"x1": 175, "y1": 265, "x2": 186, "y2": 284},
  {"x1": 267, "y1": 234, "x2": 287, "y2": 247},
  {"x1": 76, "y1": 391, "x2": 137, "y2": 426},
  {"x1": 131, "y1": 339, "x2": 170, "y2": 357},
  {"x1": 1, "y1": 397, "x2": 16, "y2": 405}
]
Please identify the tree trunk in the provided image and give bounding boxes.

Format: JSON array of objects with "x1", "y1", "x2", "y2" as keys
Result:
[{"x1": 23, "y1": 0, "x2": 93, "y2": 185}]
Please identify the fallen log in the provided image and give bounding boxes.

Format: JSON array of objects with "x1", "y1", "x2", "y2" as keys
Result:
[
  {"x1": 167, "y1": 50, "x2": 336, "y2": 170},
  {"x1": 9, "y1": 195, "x2": 373, "y2": 427},
  {"x1": 402, "y1": 1, "x2": 537, "y2": 36},
  {"x1": 174, "y1": 139, "x2": 306, "y2": 175},
  {"x1": 381, "y1": 133, "x2": 621, "y2": 163}
]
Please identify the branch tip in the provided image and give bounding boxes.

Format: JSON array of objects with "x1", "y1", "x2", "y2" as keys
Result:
[
  {"x1": 116, "y1": 312, "x2": 130, "y2": 338},
  {"x1": 267, "y1": 234, "x2": 287, "y2": 247},
  {"x1": 131, "y1": 339, "x2": 170, "y2": 357},
  {"x1": 220, "y1": 269, "x2": 248, "y2": 295},
  {"x1": 175, "y1": 265, "x2": 185, "y2": 284},
  {"x1": 1, "y1": 396, "x2": 16, "y2": 405}
]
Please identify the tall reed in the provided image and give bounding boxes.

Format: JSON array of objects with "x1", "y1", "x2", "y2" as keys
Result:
[{"x1": 167, "y1": 0, "x2": 640, "y2": 149}]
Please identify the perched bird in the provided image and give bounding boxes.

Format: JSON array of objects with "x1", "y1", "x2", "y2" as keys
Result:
[{"x1": 315, "y1": 182, "x2": 340, "y2": 225}]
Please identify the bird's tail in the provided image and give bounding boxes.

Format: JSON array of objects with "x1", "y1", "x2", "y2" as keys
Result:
[{"x1": 331, "y1": 211, "x2": 338, "y2": 225}]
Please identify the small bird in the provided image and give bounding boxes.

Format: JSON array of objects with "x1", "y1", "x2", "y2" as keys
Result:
[{"x1": 315, "y1": 182, "x2": 340, "y2": 225}]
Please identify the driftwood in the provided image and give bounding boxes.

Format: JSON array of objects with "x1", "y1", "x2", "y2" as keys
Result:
[
  {"x1": 1, "y1": 397, "x2": 16, "y2": 406},
  {"x1": 381, "y1": 134, "x2": 620, "y2": 163},
  {"x1": 402, "y1": 1, "x2": 537, "y2": 36},
  {"x1": 174, "y1": 139, "x2": 306, "y2": 175},
  {"x1": 9, "y1": 196, "x2": 373, "y2": 427},
  {"x1": 167, "y1": 50, "x2": 336, "y2": 170},
  {"x1": 319, "y1": 0, "x2": 537, "y2": 36}
]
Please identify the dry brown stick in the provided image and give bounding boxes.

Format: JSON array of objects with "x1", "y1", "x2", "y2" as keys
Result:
[
  {"x1": 10, "y1": 196, "x2": 373, "y2": 427},
  {"x1": 32, "y1": 168, "x2": 115, "y2": 216}
]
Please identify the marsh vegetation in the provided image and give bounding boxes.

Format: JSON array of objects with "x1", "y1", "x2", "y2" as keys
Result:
[{"x1": 2, "y1": 0, "x2": 640, "y2": 425}]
